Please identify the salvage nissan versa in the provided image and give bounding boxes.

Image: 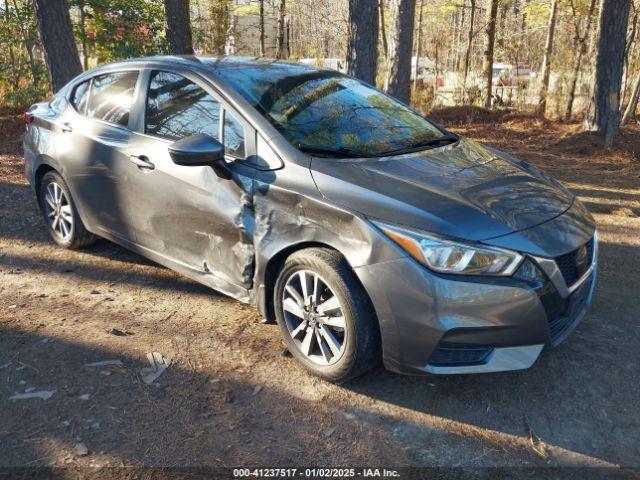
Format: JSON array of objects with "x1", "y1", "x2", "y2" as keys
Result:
[{"x1": 23, "y1": 56, "x2": 598, "y2": 382}]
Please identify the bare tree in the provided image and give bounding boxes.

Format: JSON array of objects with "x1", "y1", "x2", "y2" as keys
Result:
[
  {"x1": 33, "y1": 0, "x2": 83, "y2": 92},
  {"x1": 346, "y1": 0, "x2": 379, "y2": 85},
  {"x1": 164, "y1": 0, "x2": 194, "y2": 55},
  {"x1": 275, "y1": 0, "x2": 286, "y2": 59},
  {"x1": 462, "y1": 0, "x2": 477, "y2": 101},
  {"x1": 8, "y1": 0, "x2": 40, "y2": 88},
  {"x1": 379, "y1": 0, "x2": 389, "y2": 59},
  {"x1": 385, "y1": 0, "x2": 416, "y2": 103},
  {"x1": 564, "y1": 0, "x2": 597, "y2": 121},
  {"x1": 583, "y1": 0, "x2": 632, "y2": 148},
  {"x1": 621, "y1": 3, "x2": 638, "y2": 108},
  {"x1": 482, "y1": 0, "x2": 499, "y2": 108},
  {"x1": 453, "y1": 5, "x2": 465, "y2": 71},
  {"x1": 208, "y1": 0, "x2": 231, "y2": 54},
  {"x1": 77, "y1": 0, "x2": 89, "y2": 70},
  {"x1": 537, "y1": 0, "x2": 559, "y2": 116},
  {"x1": 412, "y1": 0, "x2": 424, "y2": 95},
  {"x1": 621, "y1": 73, "x2": 640, "y2": 126},
  {"x1": 259, "y1": 0, "x2": 265, "y2": 56},
  {"x1": 4, "y1": 0, "x2": 18, "y2": 89}
]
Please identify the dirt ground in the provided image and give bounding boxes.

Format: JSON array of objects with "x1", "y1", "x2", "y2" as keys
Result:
[{"x1": 1, "y1": 106, "x2": 639, "y2": 472}]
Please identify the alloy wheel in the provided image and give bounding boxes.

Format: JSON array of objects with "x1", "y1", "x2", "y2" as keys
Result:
[
  {"x1": 281, "y1": 270, "x2": 346, "y2": 366},
  {"x1": 44, "y1": 181, "x2": 73, "y2": 241}
]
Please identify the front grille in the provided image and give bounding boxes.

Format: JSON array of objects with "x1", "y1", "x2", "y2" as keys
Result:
[
  {"x1": 555, "y1": 237, "x2": 595, "y2": 287},
  {"x1": 545, "y1": 275, "x2": 593, "y2": 345},
  {"x1": 428, "y1": 342, "x2": 494, "y2": 367}
]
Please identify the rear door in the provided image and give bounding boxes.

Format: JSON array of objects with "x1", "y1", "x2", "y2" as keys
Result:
[
  {"x1": 124, "y1": 69, "x2": 257, "y2": 293},
  {"x1": 56, "y1": 70, "x2": 141, "y2": 240}
]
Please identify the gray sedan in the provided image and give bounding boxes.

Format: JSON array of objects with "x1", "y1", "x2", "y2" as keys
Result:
[{"x1": 23, "y1": 56, "x2": 597, "y2": 382}]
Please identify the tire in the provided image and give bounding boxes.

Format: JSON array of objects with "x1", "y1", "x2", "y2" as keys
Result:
[
  {"x1": 38, "y1": 171, "x2": 96, "y2": 249},
  {"x1": 274, "y1": 248, "x2": 380, "y2": 382}
]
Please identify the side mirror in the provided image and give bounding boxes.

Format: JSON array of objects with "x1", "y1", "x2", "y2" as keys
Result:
[{"x1": 168, "y1": 134, "x2": 232, "y2": 179}]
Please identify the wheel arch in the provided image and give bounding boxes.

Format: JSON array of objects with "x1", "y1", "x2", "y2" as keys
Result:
[
  {"x1": 33, "y1": 154, "x2": 68, "y2": 198},
  {"x1": 32, "y1": 160, "x2": 95, "y2": 239},
  {"x1": 258, "y1": 241, "x2": 379, "y2": 333},
  {"x1": 34, "y1": 162, "x2": 57, "y2": 198}
]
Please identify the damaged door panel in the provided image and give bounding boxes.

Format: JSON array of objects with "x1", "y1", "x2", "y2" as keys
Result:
[
  {"x1": 125, "y1": 135, "x2": 257, "y2": 295},
  {"x1": 123, "y1": 69, "x2": 258, "y2": 297}
]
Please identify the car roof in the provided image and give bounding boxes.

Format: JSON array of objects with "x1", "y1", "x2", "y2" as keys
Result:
[{"x1": 98, "y1": 55, "x2": 330, "y2": 76}]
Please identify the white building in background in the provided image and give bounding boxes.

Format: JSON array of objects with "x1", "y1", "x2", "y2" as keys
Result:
[{"x1": 298, "y1": 58, "x2": 347, "y2": 73}]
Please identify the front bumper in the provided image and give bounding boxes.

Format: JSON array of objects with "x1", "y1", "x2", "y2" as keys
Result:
[{"x1": 354, "y1": 239, "x2": 597, "y2": 375}]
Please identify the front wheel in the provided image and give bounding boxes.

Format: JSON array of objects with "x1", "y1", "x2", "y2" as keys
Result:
[{"x1": 274, "y1": 248, "x2": 380, "y2": 382}]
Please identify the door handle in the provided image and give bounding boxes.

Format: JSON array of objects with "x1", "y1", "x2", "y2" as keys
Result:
[
  {"x1": 61, "y1": 122, "x2": 73, "y2": 133},
  {"x1": 129, "y1": 155, "x2": 155, "y2": 171}
]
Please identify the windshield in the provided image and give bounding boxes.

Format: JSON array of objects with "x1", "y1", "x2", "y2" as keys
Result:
[{"x1": 211, "y1": 60, "x2": 448, "y2": 157}]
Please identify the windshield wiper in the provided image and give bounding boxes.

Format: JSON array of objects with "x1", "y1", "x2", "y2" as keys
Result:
[
  {"x1": 380, "y1": 134, "x2": 459, "y2": 157},
  {"x1": 298, "y1": 134, "x2": 458, "y2": 158},
  {"x1": 298, "y1": 144, "x2": 373, "y2": 158}
]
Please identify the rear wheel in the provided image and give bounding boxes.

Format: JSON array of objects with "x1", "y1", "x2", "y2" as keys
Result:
[
  {"x1": 274, "y1": 248, "x2": 380, "y2": 382},
  {"x1": 38, "y1": 171, "x2": 96, "y2": 249}
]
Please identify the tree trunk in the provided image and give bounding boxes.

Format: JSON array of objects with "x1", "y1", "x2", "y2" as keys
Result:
[
  {"x1": 385, "y1": 0, "x2": 416, "y2": 103},
  {"x1": 564, "y1": 49, "x2": 585, "y2": 121},
  {"x1": 537, "y1": 0, "x2": 559, "y2": 117},
  {"x1": 432, "y1": 41, "x2": 439, "y2": 108},
  {"x1": 455, "y1": 4, "x2": 465, "y2": 71},
  {"x1": 209, "y1": 0, "x2": 230, "y2": 54},
  {"x1": 621, "y1": 73, "x2": 640, "y2": 126},
  {"x1": 564, "y1": 0, "x2": 597, "y2": 121},
  {"x1": 164, "y1": 0, "x2": 194, "y2": 55},
  {"x1": 78, "y1": 0, "x2": 89, "y2": 70},
  {"x1": 412, "y1": 0, "x2": 424, "y2": 96},
  {"x1": 379, "y1": 0, "x2": 389, "y2": 60},
  {"x1": 521, "y1": 0, "x2": 530, "y2": 65},
  {"x1": 621, "y1": 7, "x2": 638, "y2": 108},
  {"x1": 346, "y1": 0, "x2": 379, "y2": 85},
  {"x1": 5, "y1": 0, "x2": 19, "y2": 90},
  {"x1": 275, "y1": 0, "x2": 286, "y2": 59},
  {"x1": 482, "y1": 0, "x2": 499, "y2": 108},
  {"x1": 462, "y1": 0, "x2": 476, "y2": 102},
  {"x1": 33, "y1": 0, "x2": 83, "y2": 92},
  {"x1": 259, "y1": 0, "x2": 265, "y2": 56},
  {"x1": 583, "y1": 0, "x2": 632, "y2": 149}
]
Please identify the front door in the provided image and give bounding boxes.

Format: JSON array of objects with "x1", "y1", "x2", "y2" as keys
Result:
[{"x1": 124, "y1": 69, "x2": 256, "y2": 294}]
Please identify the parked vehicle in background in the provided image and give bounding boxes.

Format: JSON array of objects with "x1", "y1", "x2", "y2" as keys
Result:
[
  {"x1": 477, "y1": 62, "x2": 533, "y2": 88},
  {"x1": 23, "y1": 56, "x2": 597, "y2": 382}
]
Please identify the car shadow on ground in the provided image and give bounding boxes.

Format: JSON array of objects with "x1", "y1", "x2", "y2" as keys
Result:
[{"x1": 0, "y1": 325, "x2": 337, "y2": 468}]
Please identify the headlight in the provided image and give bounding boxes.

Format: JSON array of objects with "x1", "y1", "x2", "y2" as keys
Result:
[{"x1": 374, "y1": 221, "x2": 523, "y2": 276}]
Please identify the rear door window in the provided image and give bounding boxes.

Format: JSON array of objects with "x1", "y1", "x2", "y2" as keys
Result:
[
  {"x1": 145, "y1": 71, "x2": 220, "y2": 141},
  {"x1": 85, "y1": 71, "x2": 139, "y2": 126},
  {"x1": 71, "y1": 80, "x2": 90, "y2": 115}
]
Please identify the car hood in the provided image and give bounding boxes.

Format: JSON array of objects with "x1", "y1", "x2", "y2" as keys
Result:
[{"x1": 310, "y1": 138, "x2": 574, "y2": 241}]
